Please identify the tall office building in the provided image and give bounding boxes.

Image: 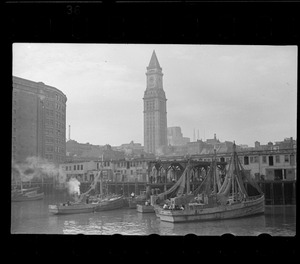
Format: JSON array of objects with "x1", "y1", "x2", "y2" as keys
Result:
[
  {"x1": 143, "y1": 51, "x2": 168, "y2": 155},
  {"x1": 12, "y1": 76, "x2": 67, "y2": 165}
]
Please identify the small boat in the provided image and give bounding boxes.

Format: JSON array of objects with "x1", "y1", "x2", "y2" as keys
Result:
[
  {"x1": 49, "y1": 202, "x2": 98, "y2": 215},
  {"x1": 155, "y1": 143, "x2": 265, "y2": 223},
  {"x1": 137, "y1": 203, "x2": 155, "y2": 213},
  {"x1": 12, "y1": 190, "x2": 44, "y2": 202},
  {"x1": 127, "y1": 190, "x2": 147, "y2": 209},
  {"x1": 128, "y1": 197, "x2": 137, "y2": 208},
  {"x1": 49, "y1": 170, "x2": 103, "y2": 215},
  {"x1": 95, "y1": 195, "x2": 124, "y2": 212},
  {"x1": 11, "y1": 186, "x2": 44, "y2": 202},
  {"x1": 11, "y1": 186, "x2": 40, "y2": 195}
]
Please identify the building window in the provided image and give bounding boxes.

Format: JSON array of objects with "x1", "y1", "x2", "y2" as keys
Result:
[
  {"x1": 77, "y1": 165, "x2": 80, "y2": 170},
  {"x1": 74, "y1": 165, "x2": 76, "y2": 170},
  {"x1": 46, "y1": 145, "x2": 54, "y2": 152},
  {"x1": 262, "y1": 156, "x2": 267, "y2": 164},
  {"x1": 244, "y1": 156, "x2": 249, "y2": 165},
  {"x1": 284, "y1": 155, "x2": 289, "y2": 163},
  {"x1": 250, "y1": 156, "x2": 259, "y2": 163},
  {"x1": 275, "y1": 155, "x2": 280, "y2": 163},
  {"x1": 66, "y1": 166, "x2": 68, "y2": 171},
  {"x1": 81, "y1": 165, "x2": 83, "y2": 170}
]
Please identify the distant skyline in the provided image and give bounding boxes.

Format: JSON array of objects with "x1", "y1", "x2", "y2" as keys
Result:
[{"x1": 13, "y1": 44, "x2": 297, "y2": 147}]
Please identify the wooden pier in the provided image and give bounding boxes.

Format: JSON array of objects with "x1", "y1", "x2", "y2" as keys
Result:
[{"x1": 12, "y1": 180, "x2": 296, "y2": 205}]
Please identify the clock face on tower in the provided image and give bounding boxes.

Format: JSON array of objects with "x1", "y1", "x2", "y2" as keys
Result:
[{"x1": 149, "y1": 76, "x2": 155, "y2": 87}]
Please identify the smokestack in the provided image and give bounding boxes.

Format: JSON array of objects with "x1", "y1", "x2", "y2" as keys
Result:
[
  {"x1": 214, "y1": 133, "x2": 216, "y2": 140},
  {"x1": 68, "y1": 125, "x2": 71, "y2": 141},
  {"x1": 193, "y1": 128, "x2": 195, "y2": 142},
  {"x1": 197, "y1": 129, "x2": 199, "y2": 140}
]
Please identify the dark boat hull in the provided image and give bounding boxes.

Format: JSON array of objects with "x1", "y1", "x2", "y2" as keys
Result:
[
  {"x1": 127, "y1": 197, "x2": 147, "y2": 209},
  {"x1": 95, "y1": 196, "x2": 124, "y2": 212},
  {"x1": 137, "y1": 204, "x2": 155, "y2": 213}
]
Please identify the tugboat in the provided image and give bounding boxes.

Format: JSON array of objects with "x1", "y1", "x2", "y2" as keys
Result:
[
  {"x1": 154, "y1": 143, "x2": 265, "y2": 223},
  {"x1": 49, "y1": 169, "x2": 124, "y2": 215}
]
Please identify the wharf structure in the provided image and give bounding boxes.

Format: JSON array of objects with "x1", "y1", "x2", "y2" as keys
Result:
[
  {"x1": 12, "y1": 76, "x2": 67, "y2": 165},
  {"x1": 58, "y1": 146, "x2": 296, "y2": 183},
  {"x1": 52, "y1": 146, "x2": 296, "y2": 205},
  {"x1": 15, "y1": 145, "x2": 296, "y2": 205}
]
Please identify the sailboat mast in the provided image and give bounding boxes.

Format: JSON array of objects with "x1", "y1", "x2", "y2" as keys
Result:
[
  {"x1": 100, "y1": 154, "x2": 104, "y2": 196},
  {"x1": 231, "y1": 142, "x2": 237, "y2": 201},
  {"x1": 100, "y1": 172, "x2": 103, "y2": 196},
  {"x1": 20, "y1": 177, "x2": 23, "y2": 193},
  {"x1": 186, "y1": 169, "x2": 190, "y2": 194},
  {"x1": 213, "y1": 148, "x2": 217, "y2": 194}
]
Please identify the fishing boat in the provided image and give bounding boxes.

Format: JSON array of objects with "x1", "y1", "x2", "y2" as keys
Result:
[
  {"x1": 12, "y1": 189, "x2": 44, "y2": 202},
  {"x1": 154, "y1": 143, "x2": 265, "y2": 223},
  {"x1": 11, "y1": 183, "x2": 44, "y2": 202},
  {"x1": 49, "y1": 170, "x2": 103, "y2": 215},
  {"x1": 48, "y1": 202, "x2": 98, "y2": 215},
  {"x1": 12, "y1": 186, "x2": 39, "y2": 193},
  {"x1": 49, "y1": 168, "x2": 124, "y2": 215},
  {"x1": 137, "y1": 203, "x2": 155, "y2": 213},
  {"x1": 94, "y1": 194, "x2": 124, "y2": 212},
  {"x1": 128, "y1": 190, "x2": 147, "y2": 209}
]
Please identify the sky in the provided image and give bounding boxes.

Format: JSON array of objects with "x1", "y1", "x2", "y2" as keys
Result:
[{"x1": 13, "y1": 44, "x2": 297, "y2": 147}]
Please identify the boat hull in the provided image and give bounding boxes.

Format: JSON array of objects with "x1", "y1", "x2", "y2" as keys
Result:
[
  {"x1": 137, "y1": 204, "x2": 155, "y2": 213},
  {"x1": 12, "y1": 192, "x2": 44, "y2": 202},
  {"x1": 49, "y1": 203, "x2": 98, "y2": 215},
  {"x1": 127, "y1": 197, "x2": 147, "y2": 209},
  {"x1": 95, "y1": 196, "x2": 124, "y2": 212},
  {"x1": 157, "y1": 195, "x2": 265, "y2": 223}
]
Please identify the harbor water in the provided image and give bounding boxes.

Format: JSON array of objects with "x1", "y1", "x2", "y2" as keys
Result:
[{"x1": 11, "y1": 192, "x2": 296, "y2": 236}]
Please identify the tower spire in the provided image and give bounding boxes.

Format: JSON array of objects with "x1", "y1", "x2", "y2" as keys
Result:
[{"x1": 147, "y1": 50, "x2": 161, "y2": 69}]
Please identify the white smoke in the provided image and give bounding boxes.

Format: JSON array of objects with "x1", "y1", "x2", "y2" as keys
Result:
[
  {"x1": 12, "y1": 156, "x2": 65, "y2": 183},
  {"x1": 12, "y1": 157, "x2": 83, "y2": 195},
  {"x1": 67, "y1": 177, "x2": 80, "y2": 195},
  {"x1": 57, "y1": 167, "x2": 67, "y2": 184}
]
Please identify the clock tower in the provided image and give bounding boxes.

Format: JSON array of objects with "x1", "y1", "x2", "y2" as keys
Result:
[{"x1": 143, "y1": 50, "x2": 168, "y2": 155}]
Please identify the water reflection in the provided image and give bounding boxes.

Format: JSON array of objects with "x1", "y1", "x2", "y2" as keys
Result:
[
  {"x1": 11, "y1": 193, "x2": 296, "y2": 236},
  {"x1": 159, "y1": 214, "x2": 266, "y2": 236}
]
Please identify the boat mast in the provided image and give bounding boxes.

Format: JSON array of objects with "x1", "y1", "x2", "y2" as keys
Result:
[
  {"x1": 232, "y1": 142, "x2": 236, "y2": 201},
  {"x1": 213, "y1": 148, "x2": 217, "y2": 194},
  {"x1": 100, "y1": 154, "x2": 104, "y2": 196},
  {"x1": 20, "y1": 173, "x2": 23, "y2": 193}
]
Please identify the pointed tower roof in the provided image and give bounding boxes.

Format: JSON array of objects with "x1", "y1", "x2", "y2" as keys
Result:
[{"x1": 147, "y1": 50, "x2": 161, "y2": 70}]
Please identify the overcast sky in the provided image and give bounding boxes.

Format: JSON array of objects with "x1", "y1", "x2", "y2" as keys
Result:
[{"x1": 13, "y1": 44, "x2": 297, "y2": 147}]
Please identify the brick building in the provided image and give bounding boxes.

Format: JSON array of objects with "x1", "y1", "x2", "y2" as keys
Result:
[
  {"x1": 66, "y1": 140, "x2": 125, "y2": 161},
  {"x1": 12, "y1": 76, "x2": 67, "y2": 165}
]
